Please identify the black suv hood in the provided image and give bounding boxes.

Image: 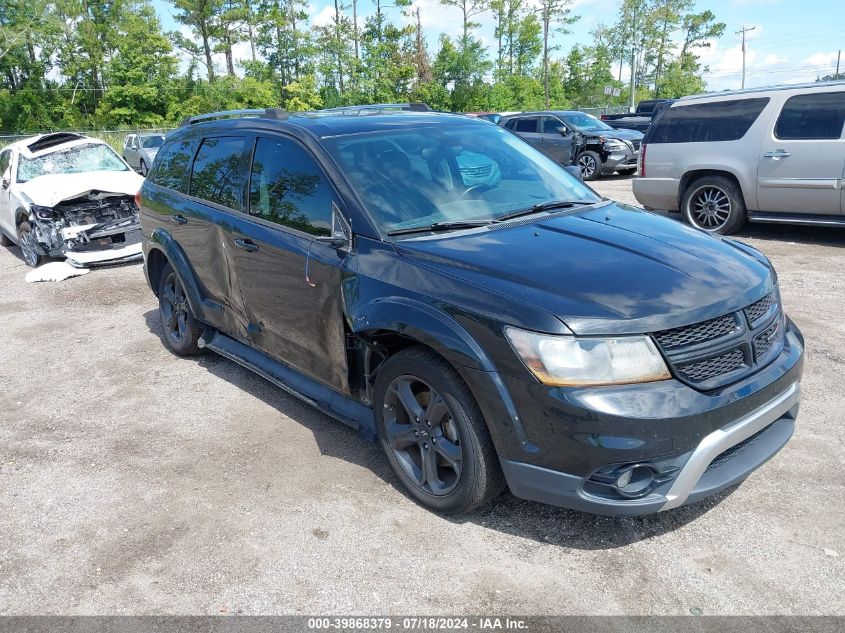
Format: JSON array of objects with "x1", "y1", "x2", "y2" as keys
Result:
[{"x1": 394, "y1": 204, "x2": 774, "y2": 335}]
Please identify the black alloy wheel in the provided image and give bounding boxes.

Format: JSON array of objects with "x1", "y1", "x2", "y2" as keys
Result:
[
  {"x1": 161, "y1": 270, "x2": 190, "y2": 344},
  {"x1": 373, "y1": 347, "x2": 504, "y2": 514},
  {"x1": 382, "y1": 375, "x2": 463, "y2": 496},
  {"x1": 157, "y1": 263, "x2": 201, "y2": 355}
]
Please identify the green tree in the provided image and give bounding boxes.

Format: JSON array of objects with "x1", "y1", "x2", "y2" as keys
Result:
[
  {"x1": 96, "y1": 3, "x2": 179, "y2": 126},
  {"x1": 537, "y1": 0, "x2": 578, "y2": 108},
  {"x1": 172, "y1": 0, "x2": 222, "y2": 83}
]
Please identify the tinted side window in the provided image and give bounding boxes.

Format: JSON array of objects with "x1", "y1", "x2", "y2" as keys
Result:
[
  {"x1": 248, "y1": 137, "x2": 332, "y2": 236},
  {"x1": 542, "y1": 117, "x2": 562, "y2": 134},
  {"x1": 189, "y1": 137, "x2": 245, "y2": 210},
  {"x1": 645, "y1": 98, "x2": 770, "y2": 144},
  {"x1": 514, "y1": 118, "x2": 538, "y2": 133},
  {"x1": 148, "y1": 136, "x2": 200, "y2": 192},
  {"x1": 775, "y1": 92, "x2": 845, "y2": 140},
  {"x1": 0, "y1": 150, "x2": 10, "y2": 177}
]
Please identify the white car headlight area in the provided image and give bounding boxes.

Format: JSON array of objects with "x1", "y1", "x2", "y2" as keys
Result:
[{"x1": 504, "y1": 326, "x2": 672, "y2": 387}]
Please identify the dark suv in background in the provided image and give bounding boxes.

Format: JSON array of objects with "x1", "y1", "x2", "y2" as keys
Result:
[
  {"x1": 501, "y1": 111, "x2": 643, "y2": 180},
  {"x1": 139, "y1": 106, "x2": 803, "y2": 516}
]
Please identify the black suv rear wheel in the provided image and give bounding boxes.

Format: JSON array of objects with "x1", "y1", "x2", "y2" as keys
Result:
[
  {"x1": 373, "y1": 347, "x2": 504, "y2": 514},
  {"x1": 158, "y1": 263, "x2": 202, "y2": 356}
]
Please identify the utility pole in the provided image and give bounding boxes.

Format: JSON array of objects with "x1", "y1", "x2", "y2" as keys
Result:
[
  {"x1": 836, "y1": 50, "x2": 841, "y2": 79},
  {"x1": 736, "y1": 25, "x2": 756, "y2": 89},
  {"x1": 629, "y1": 6, "x2": 637, "y2": 113}
]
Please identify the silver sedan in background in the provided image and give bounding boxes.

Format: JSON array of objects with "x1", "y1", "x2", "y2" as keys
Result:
[{"x1": 122, "y1": 133, "x2": 165, "y2": 176}]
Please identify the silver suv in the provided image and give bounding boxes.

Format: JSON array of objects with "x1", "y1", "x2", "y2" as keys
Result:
[{"x1": 633, "y1": 81, "x2": 845, "y2": 234}]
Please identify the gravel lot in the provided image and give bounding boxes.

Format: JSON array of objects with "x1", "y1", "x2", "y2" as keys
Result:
[{"x1": 1, "y1": 175, "x2": 843, "y2": 616}]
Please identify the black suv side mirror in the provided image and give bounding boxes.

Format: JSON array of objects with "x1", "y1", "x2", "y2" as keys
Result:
[
  {"x1": 316, "y1": 202, "x2": 352, "y2": 250},
  {"x1": 557, "y1": 126, "x2": 570, "y2": 136}
]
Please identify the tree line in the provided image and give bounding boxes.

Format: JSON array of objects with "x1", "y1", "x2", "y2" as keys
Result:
[{"x1": 0, "y1": 0, "x2": 726, "y2": 133}]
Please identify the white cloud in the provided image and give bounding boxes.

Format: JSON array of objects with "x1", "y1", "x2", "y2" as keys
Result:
[{"x1": 310, "y1": 5, "x2": 337, "y2": 29}]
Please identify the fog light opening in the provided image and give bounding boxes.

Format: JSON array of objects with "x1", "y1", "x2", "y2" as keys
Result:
[{"x1": 613, "y1": 464, "x2": 656, "y2": 498}]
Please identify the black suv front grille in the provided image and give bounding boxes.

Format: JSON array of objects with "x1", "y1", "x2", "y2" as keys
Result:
[
  {"x1": 745, "y1": 293, "x2": 775, "y2": 325},
  {"x1": 655, "y1": 313, "x2": 737, "y2": 349},
  {"x1": 677, "y1": 349, "x2": 746, "y2": 382},
  {"x1": 652, "y1": 292, "x2": 783, "y2": 390}
]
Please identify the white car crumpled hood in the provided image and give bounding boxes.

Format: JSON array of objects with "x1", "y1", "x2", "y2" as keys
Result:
[{"x1": 17, "y1": 170, "x2": 144, "y2": 208}]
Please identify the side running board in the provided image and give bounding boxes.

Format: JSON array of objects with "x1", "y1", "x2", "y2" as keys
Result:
[{"x1": 199, "y1": 330, "x2": 376, "y2": 441}]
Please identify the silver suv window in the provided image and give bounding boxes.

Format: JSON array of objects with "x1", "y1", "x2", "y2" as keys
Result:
[
  {"x1": 774, "y1": 92, "x2": 845, "y2": 140},
  {"x1": 645, "y1": 98, "x2": 770, "y2": 144}
]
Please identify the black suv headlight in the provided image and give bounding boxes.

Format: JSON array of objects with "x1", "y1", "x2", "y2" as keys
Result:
[{"x1": 504, "y1": 327, "x2": 671, "y2": 387}]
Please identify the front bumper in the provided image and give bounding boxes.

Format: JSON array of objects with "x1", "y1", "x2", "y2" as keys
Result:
[
  {"x1": 464, "y1": 320, "x2": 804, "y2": 516},
  {"x1": 501, "y1": 381, "x2": 799, "y2": 515},
  {"x1": 602, "y1": 150, "x2": 638, "y2": 173}
]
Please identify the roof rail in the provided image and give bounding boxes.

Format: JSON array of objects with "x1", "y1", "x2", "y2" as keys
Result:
[
  {"x1": 320, "y1": 102, "x2": 433, "y2": 115},
  {"x1": 680, "y1": 79, "x2": 845, "y2": 101},
  {"x1": 180, "y1": 107, "x2": 289, "y2": 127}
]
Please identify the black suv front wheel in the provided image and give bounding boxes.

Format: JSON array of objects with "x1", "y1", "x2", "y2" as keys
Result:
[
  {"x1": 158, "y1": 263, "x2": 202, "y2": 356},
  {"x1": 374, "y1": 347, "x2": 504, "y2": 515}
]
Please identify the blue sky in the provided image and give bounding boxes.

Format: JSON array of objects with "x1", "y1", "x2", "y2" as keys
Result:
[{"x1": 151, "y1": 0, "x2": 845, "y2": 92}]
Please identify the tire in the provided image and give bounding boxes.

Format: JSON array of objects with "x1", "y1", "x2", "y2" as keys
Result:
[
  {"x1": 0, "y1": 230, "x2": 12, "y2": 247},
  {"x1": 373, "y1": 346, "x2": 505, "y2": 515},
  {"x1": 140, "y1": 159, "x2": 148, "y2": 177},
  {"x1": 682, "y1": 175, "x2": 746, "y2": 235},
  {"x1": 17, "y1": 221, "x2": 41, "y2": 268},
  {"x1": 577, "y1": 150, "x2": 602, "y2": 181},
  {"x1": 157, "y1": 263, "x2": 202, "y2": 356}
]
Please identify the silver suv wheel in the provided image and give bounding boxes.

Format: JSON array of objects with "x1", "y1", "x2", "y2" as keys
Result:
[{"x1": 687, "y1": 185, "x2": 732, "y2": 230}]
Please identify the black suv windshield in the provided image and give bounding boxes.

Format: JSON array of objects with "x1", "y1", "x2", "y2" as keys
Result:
[
  {"x1": 324, "y1": 124, "x2": 600, "y2": 234},
  {"x1": 562, "y1": 113, "x2": 614, "y2": 133}
]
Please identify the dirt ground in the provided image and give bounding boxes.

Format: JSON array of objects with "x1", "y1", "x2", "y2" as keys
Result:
[{"x1": 0, "y1": 175, "x2": 843, "y2": 615}]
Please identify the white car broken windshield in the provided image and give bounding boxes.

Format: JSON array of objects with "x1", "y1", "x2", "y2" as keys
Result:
[{"x1": 17, "y1": 143, "x2": 128, "y2": 183}]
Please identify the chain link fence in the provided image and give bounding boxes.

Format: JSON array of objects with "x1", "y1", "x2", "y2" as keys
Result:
[{"x1": 0, "y1": 128, "x2": 175, "y2": 153}]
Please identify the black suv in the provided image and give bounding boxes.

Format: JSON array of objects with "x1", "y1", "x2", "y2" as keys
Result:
[{"x1": 139, "y1": 107, "x2": 804, "y2": 516}]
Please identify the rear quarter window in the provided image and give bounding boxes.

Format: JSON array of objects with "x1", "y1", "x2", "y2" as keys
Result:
[
  {"x1": 645, "y1": 97, "x2": 770, "y2": 144},
  {"x1": 775, "y1": 91, "x2": 845, "y2": 140},
  {"x1": 189, "y1": 136, "x2": 246, "y2": 211},
  {"x1": 148, "y1": 136, "x2": 200, "y2": 192}
]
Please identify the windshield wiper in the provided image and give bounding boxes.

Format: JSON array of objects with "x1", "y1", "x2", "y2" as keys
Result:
[
  {"x1": 494, "y1": 199, "x2": 598, "y2": 223},
  {"x1": 386, "y1": 220, "x2": 490, "y2": 237}
]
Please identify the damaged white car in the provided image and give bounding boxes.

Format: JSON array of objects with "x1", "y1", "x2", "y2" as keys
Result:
[{"x1": 0, "y1": 132, "x2": 144, "y2": 268}]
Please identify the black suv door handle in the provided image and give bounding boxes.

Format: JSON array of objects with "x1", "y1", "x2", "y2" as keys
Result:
[
  {"x1": 233, "y1": 238, "x2": 259, "y2": 252},
  {"x1": 170, "y1": 214, "x2": 187, "y2": 225}
]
